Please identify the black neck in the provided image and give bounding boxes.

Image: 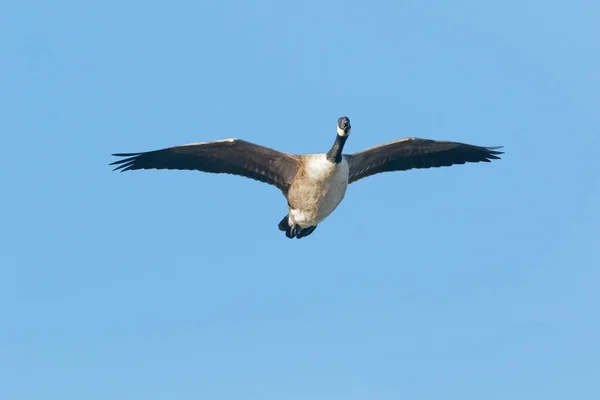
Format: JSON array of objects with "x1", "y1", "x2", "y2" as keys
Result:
[{"x1": 326, "y1": 134, "x2": 348, "y2": 164}]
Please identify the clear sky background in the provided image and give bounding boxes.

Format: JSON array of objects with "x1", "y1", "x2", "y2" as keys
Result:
[{"x1": 2, "y1": 1, "x2": 599, "y2": 399}]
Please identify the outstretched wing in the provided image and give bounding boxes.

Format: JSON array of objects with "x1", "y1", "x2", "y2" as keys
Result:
[
  {"x1": 110, "y1": 139, "x2": 300, "y2": 195},
  {"x1": 347, "y1": 138, "x2": 503, "y2": 184}
]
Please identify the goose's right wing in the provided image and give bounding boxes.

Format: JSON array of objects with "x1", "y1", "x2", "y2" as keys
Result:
[{"x1": 110, "y1": 139, "x2": 301, "y2": 195}]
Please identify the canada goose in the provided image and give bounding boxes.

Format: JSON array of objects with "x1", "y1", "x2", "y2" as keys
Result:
[{"x1": 111, "y1": 116, "x2": 502, "y2": 239}]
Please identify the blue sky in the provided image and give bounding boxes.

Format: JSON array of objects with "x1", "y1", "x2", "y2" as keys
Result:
[{"x1": 2, "y1": 0, "x2": 599, "y2": 399}]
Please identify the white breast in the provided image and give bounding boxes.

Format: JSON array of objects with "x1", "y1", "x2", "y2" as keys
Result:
[
  {"x1": 289, "y1": 155, "x2": 350, "y2": 227},
  {"x1": 304, "y1": 154, "x2": 337, "y2": 179}
]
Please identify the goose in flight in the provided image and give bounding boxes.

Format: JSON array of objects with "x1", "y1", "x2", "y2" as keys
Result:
[{"x1": 111, "y1": 117, "x2": 503, "y2": 239}]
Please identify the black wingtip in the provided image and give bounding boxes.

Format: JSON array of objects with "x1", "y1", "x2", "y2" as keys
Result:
[
  {"x1": 110, "y1": 153, "x2": 143, "y2": 172},
  {"x1": 485, "y1": 146, "x2": 504, "y2": 159},
  {"x1": 112, "y1": 152, "x2": 142, "y2": 157}
]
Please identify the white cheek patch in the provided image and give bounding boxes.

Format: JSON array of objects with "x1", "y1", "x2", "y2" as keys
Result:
[{"x1": 337, "y1": 126, "x2": 349, "y2": 137}]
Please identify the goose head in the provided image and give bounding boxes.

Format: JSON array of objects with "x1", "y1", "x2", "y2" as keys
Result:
[{"x1": 337, "y1": 116, "x2": 352, "y2": 137}]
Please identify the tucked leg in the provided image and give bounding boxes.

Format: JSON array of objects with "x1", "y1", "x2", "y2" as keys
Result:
[{"x1": 296, "y1": 225, "x2": 317, "y2": 239}]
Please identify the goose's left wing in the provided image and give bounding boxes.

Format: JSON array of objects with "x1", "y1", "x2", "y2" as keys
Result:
[{"x1": 347, "y1": 138, "x2": 503, "y2": 184}]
